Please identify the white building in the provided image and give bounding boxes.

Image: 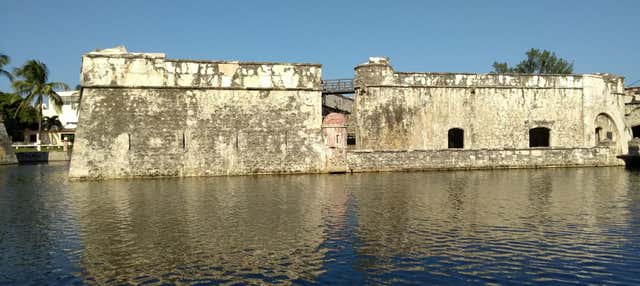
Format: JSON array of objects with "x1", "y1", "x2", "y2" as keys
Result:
[{"x1": 23, "y1": 90, "x2": 80, "y2": 146}]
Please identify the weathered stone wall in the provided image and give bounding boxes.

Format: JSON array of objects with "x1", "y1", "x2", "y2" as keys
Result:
[
  {"x1": 322, "y1": 93, "x2": 353, "y2": 114},
  {"x1": 69, "y1": 50, "x2": 629, "y2": 179},
  {"x1": 347, "y1": 147, "x2": 622, "y2": 172},
  {"x1": 354, "y1": 58, "x2": 628, "y2": 155},
  {"x1": 69, "y1": 48, "x2": 324, "y2": 179},
  {"x1": 0, "y1": 122, "x2": 17, "y2": 165},
  {"x1": 624, "y1": 89, "x2": 640, "y2": 131}
]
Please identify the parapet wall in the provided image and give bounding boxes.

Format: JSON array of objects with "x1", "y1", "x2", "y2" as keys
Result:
[
  {"x1": 347, "y1": 147, "x2": 622, "y2": 172},
  {"x1": 355, "y1": 57, "x2": 625, "y2": 91},
  {"x1": 81, "y1": 49, "x2": 321, "y2": 90},
  {"x1": 69, "y1": 47, "x2": 325, "y2": 179}
]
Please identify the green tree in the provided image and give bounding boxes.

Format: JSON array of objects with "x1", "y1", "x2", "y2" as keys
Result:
[
  {"x1": 0, "y1": 53, "x2": 14, "y2": 82},
  {"x1": 12, "y1": 60, "x2": 68, "y2": 147},
  {"x1": 0, "y1": 92, "x2": 39, "y2": 140},
  {"x1": 492, "y1": 48, "x2": 574, "y2": 74}
]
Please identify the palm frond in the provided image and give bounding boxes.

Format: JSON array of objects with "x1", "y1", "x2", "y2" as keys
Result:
[
  {"x1": 0, "y1": 54, "x2": 9, "y2": 66},
  {"x1": 14, "y1": 60, "x2": 48, "y2": 84},
  {"x1": 0, "y1": 69, "x2": 13, "y2": 81},
  {"x1": 47, "y1": 90, "x2": 64, "y2": 113},
  {"x1": 14, "y1": 98, "x2": 32, "y2": 118}
]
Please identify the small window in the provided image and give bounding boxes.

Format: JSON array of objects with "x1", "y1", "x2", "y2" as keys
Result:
[
  {"x1": 347, "y1": 134, "x2": 356, "y2": 145},
  {"x1": 529, "y1": 127, "x2": 550, "y2": 147},
  {"x1": 448, "y1": 128, "x2": 464, "y2": 148},
  {"x1": 633, "y1": 126, "x2": 640, "y2": 138},
  {"x1": 606, "y1": 132, "x2": 613, "y2": 140},
  {"x1": 29, "y1": 134, "x2": 37, "y2": 143},
  {"x1": 336, "y1": 134, "x2": 340, "y2": 144}
]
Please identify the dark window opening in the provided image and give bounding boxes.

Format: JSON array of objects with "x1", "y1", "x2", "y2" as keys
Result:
[
  {"x1": 633, "y1": 126, "x2": 640, "y2": 138},
  {"x1": 448, "y1": 128, "x2": 464, "y2": 148},
  {"x1": 595, "y1": 127, "x2": 602, "y2": 143},
  {"x1": 29, "y1": 134, "x2": 37, "y2": 143},
  {"x1": 347, "y1": 134, "x2": 356, "y2": 145},
  {"x1": 606, "y1": 131, "x2": 613, "y2": 140},
  {"x1": 529, "y1": 127, "x2": 550, "y2": 147}
]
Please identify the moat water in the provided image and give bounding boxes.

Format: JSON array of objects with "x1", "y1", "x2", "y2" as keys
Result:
[{"x1": 1, "y1": 163, "x2": 639, "y2": 285}]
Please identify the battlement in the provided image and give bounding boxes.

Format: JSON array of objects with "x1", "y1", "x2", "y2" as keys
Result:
[
  {"x1": 81, "y1": 46, "x2": 322, "y2": 90},
  {"x1": 355, "y1": 57, "x2": 625, "y2": 93}
]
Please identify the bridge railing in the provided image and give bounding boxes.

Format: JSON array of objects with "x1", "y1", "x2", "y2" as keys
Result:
[{"x1": 322, "y1": 79, "x2": 354, "y2": 94}]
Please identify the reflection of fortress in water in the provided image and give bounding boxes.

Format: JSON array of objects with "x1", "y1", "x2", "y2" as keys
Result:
[
  {"x1": 66, "y1": 169, "x2": 634, "y2": 284},
  {"x1": 68, "y1": 47, "x2": 629, "y2": 179},
  {"x1": 69, "y1": 176, "x2": 329, "y2": 284}
]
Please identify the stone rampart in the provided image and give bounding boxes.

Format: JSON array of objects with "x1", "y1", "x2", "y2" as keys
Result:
[
  {"x1": 69, "y1": 47, "x2": 325, "y2": 179},
  {"x1": 347, "y1": 147, "x2": 622, "y2": 172},
  {"x1": 69, "y1": 51, "x2": 628, "y2": 179},
  {"x1": 354, "y1": 57, "x2": 628, "y2": 156}
]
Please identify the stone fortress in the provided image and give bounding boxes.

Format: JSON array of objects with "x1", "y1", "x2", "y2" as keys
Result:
[
  {"x1": 68, "y1": 47, "x2": 629, "y2": 179},
  {"x1": 0, "y1": 118, "x2": 17, "y2": 165}
]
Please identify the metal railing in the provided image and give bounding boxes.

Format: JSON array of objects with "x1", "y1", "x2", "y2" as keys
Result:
[{"x1": 322, "y1": 79, "x2": 355, "y2": 94}]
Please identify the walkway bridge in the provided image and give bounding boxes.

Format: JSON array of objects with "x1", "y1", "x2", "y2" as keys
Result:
[
  {"x1": 321, "y1": 79, "x2": 355, "y2": 116},
  {"x1": 322, "y1": 79, "x2": 354, "y2": 95}
]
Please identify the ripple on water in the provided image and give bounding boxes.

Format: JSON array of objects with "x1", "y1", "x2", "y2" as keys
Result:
[{"x1": 0, "y1": 164, "x2": 640, "y2": 285}]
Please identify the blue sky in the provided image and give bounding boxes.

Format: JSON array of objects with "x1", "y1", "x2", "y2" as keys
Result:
[{"x1": 2, "y1": 0, "x2": 639, "y2": 91}]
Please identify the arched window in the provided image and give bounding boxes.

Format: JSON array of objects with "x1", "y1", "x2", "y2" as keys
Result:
[
  {"x1": 529, "y1": 127, "x2": 550, "y2": 148},
  {"x1": 448, "y1": 128, "x2": 464, "y2": 148}
]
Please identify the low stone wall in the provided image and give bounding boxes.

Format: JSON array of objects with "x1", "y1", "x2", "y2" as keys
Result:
[
  {"x1": 346, "y1": 147, "x2": 622, "y2": 172},
  {"x1": 16, "y1": 151, "x2": 72, "y2": 163}
]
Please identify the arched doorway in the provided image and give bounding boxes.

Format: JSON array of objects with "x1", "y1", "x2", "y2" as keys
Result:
[
  {"x1": 594, "y1": 113, "x2": 618, "y2": 145},
  {"x1": 529, "y1": 127, "x2": 550, "y2": 147},
  {"x1": 448, "y1": 128, "x2": 464, "y2": 148}
]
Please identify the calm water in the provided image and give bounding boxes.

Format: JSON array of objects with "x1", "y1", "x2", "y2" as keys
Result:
[{"x1": 1, "y1": 163, "x2": 639, "y2": 285}]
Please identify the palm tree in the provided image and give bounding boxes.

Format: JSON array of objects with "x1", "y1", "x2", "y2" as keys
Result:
[
  {"x1": 42, "y1": 115, "x2": 63, "y2": 132},
  {"x1": 0, "y1": 53, "x2": 14, "y2": 82},
  {"x1": 12, "y1": 60, "x2": 68, "y2": 149}
]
